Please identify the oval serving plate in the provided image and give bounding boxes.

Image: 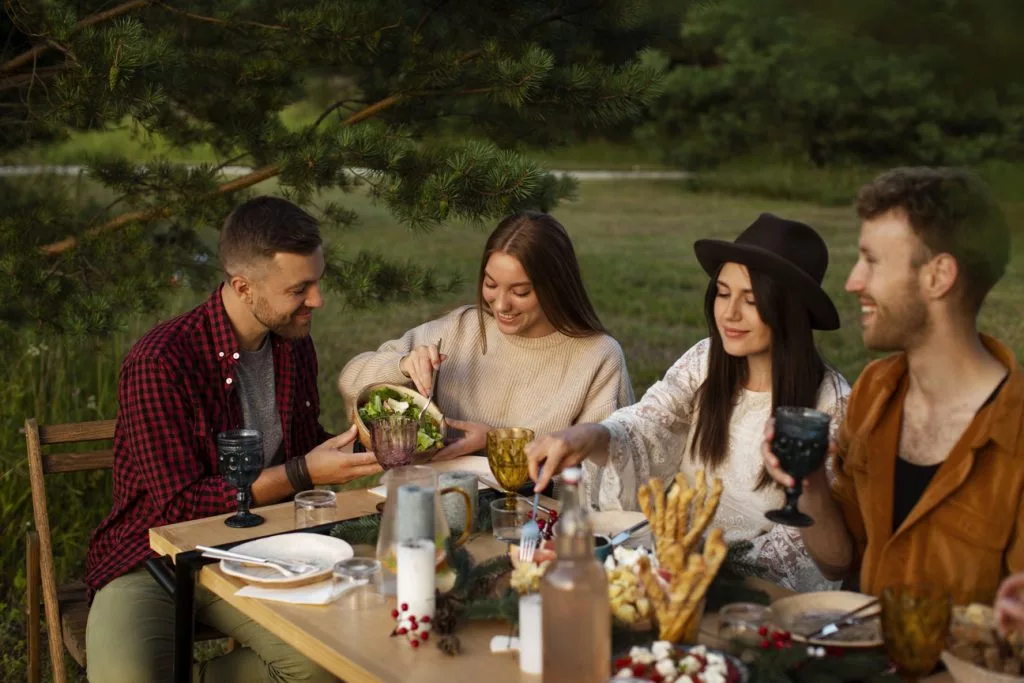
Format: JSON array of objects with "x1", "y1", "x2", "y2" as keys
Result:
[
  {"x1": 219, "y1": 533, "x2": 354, "y2": 588},
  {"x1": 590, "y1": 510, "x2": 653, "y2": 549},
  {"x1": 770, "y1": 590, "x2": 883, "y2": 649}
]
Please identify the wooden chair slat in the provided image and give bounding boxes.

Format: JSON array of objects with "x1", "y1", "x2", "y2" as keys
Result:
[
  {"x1": 44, "y1": 450, "x2": 114, "y2": 473},
  {"x1": 38, "y1": 420, "x2": 116, "y2": 444},
  {"x1": 60, "y1": 600, "x2": 89, "y2": 668}
]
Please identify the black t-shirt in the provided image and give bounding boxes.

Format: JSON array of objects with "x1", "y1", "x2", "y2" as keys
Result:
[{"x1": 892, "y1": 375, "x2": 1008, "y2": 532}]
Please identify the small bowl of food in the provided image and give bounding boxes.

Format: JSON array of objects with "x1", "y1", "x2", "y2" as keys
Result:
[
  {"x1": 353, "y1": 383, "x2": 447, "y2": 458},
  {"x1": 942, "y1": 603, "x2": 1024, "y2": 682}
]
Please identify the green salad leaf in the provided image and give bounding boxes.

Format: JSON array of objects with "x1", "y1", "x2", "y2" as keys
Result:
[{"x1": 358, "y1": 387, "x2": 444, "y2": 452}]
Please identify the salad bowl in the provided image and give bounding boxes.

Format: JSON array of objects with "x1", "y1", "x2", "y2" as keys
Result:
[{"x1": 353, "y1": 383, "x2": 447, "y2": 456}]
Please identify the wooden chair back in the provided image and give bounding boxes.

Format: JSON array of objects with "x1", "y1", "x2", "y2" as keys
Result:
[{"x1": 24, "y1": 417, "x2": 115, "y2": 683}]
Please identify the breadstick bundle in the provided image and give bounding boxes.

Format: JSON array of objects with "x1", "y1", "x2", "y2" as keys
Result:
[{"x1": 634, "y1": 469, "x2": 727, "y2": 642}]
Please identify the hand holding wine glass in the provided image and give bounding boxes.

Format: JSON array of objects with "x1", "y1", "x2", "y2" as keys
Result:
[{"x1": 762, "y1": 407, "x2": 831, "y2": 527}]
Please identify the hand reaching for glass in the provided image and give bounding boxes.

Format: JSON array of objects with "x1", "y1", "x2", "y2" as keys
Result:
[{"x1": 525, "y1": 423, "x2": 610, "y2": 491}]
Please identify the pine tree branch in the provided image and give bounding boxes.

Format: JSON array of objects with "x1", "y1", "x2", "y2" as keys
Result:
[
  {"x1": 2, "y1": 0, "x2": 154, "y2": 73},
  {"x1": 0, "y1": 65, "x2": 65, "y2": 92},
  {"x1": 155, "y1": 3, "x2": 290, "y2": 31},
  {"x1": 311, "y1": 99, "x2": 368, "y2": 129},
  {"x1": 39, "y1": 93, "x2": 405, "y2": 255}
]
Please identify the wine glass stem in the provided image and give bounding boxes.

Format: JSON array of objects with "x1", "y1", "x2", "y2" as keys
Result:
[
  {"x1": 785, "y1": 485, "x2": 802, "y2": 510},
  {"x1": 237, "y1": 488, "x2": 251, "y2": 515}
]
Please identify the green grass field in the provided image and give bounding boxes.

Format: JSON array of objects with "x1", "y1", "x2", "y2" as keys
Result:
[{"x1": 1, "y1": 178, "x2": 1021, "y2": 681}]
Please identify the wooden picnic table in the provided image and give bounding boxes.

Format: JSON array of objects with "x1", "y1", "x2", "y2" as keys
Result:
[{"x1": 149, "y1": 488, "x2": 952, "y2": 682}]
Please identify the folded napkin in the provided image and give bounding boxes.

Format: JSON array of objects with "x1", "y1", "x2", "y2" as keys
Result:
[{"x1": 235, "y1": 579, "x2": 366, "y2": 605}]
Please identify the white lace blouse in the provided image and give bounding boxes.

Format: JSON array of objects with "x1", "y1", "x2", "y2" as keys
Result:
[{"x1": 597, "y1": 338, "x2": 851, "y2": 593}]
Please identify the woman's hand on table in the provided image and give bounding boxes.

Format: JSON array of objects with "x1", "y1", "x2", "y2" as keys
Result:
[
  {"x1": 431, "y1": 418, "x2": 490, "y2": 461},
  {"x1": 526, "y1": 423, "x2": 610, "y2": 491},
  {"x1": 996, "y1": 573, "x2": 1024, "y2": 636},
  {"x1": 399, "y1": 344, "x2": 447, "y2": 396}
]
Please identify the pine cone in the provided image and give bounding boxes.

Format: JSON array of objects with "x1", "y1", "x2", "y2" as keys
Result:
[
  {"x1": 437, "y1": 634, "x2": 462, "y2": 656},
  {"x1": 433, "y1": 596, "x2": 460, "y2": 634}
]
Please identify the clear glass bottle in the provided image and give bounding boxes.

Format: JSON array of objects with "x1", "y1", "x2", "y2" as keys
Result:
[{"x1": 541, "y1": 467, "x2": 611, "y2": 682}]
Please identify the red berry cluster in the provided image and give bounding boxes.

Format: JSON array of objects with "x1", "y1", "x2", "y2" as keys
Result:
[
  {"x1": 525, "y1": 509, "x2": 559, "y2": 541},
  {"x1": 389, "y1": 603, "x2": 432, "y2": 649},
  {"x1": 757, "y1": 626, "x2": 793, "y2": 650},
  {"x1": 755, "y1": 627, "x2": 844, "y2": 657}
]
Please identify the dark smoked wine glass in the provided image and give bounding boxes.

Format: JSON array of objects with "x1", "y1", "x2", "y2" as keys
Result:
[
  {"x1": 764, "y1": 407, "x2": 831, "y2": 528},
  {"x1": 216, "y1": 429, "x2": 265, "y2": 528}
]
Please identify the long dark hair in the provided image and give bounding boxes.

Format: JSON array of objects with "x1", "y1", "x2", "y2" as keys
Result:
[
  {"x1": 476, "y1": 211, "x2": 606, "y2": 351},
  {"x1": 690, "y1": 264, "x2": 832, "y2": 490}
]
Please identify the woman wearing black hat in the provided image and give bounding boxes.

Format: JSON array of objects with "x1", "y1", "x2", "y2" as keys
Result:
[{"x1": 527, "y1": 213, "x2": 850, "y2": 592}]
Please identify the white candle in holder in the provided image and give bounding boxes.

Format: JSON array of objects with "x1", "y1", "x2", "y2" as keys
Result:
[
  {"x1": 518, "y1": 593, "x2": 542, "y2": 674},
  {"x1": 396, "y1": 539, "x2": 436, "y2": 619}
]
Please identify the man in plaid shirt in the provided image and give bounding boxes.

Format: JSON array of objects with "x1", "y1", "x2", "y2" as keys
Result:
[{"x1": 85, "y1": 197, "x2": 380, "y2": 683}]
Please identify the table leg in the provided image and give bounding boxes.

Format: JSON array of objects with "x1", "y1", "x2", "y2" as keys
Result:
[{"x1": 174, "y1": 551, "x2": 199, "y2": 683}]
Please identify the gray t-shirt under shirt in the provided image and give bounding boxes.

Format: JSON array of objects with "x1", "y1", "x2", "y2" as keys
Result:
[{"x1": 235, "y1": 338, "x2": 284, "y2": 466}]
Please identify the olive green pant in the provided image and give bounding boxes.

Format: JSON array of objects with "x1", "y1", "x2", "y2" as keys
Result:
[{"x1": 86, "y1": 570, "x2": 336, "y2": 683}]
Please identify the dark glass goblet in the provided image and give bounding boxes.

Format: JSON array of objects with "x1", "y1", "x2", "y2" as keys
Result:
[
  {"x1": 764, "y1": 407, "x2": 831, "y2": 528},
  {"x1": 216, "y1": 429, "x2": 265, "y2": 528}
]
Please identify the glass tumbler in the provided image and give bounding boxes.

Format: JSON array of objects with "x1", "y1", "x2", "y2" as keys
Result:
[
  {"x1": 294, "y1": 489, "x2": 337, "y2": 529},
  {"x1": 332, "y1": 557, "x2": 386, "y2": 609}
]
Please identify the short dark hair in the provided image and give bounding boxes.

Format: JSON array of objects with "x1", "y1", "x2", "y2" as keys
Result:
[
  {"x1": 218, "y1": 196, "x2": 322, "y2": 273},
  {"x1": 855, "y1": 167, "x2": 1009, "y2": 314},
  {"x1": 476, "y1": 211, "x2": 606, "y2": 351}
]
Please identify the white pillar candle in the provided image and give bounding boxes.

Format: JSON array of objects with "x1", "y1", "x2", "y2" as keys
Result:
[
  {"x1": 396, "y1": 539, "x2": 436, "y2": 620},
  {"x1": 518, "y1": 593, "x2": 542, "y2": 674}
]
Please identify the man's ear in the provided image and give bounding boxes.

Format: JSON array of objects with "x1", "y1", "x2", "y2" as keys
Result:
[
  {"x1": 228, "y1": 272, "x2": 253, "y2": 304},
  {"x1": 921, "y1": 252, "x2": 959, "y2": 302}
]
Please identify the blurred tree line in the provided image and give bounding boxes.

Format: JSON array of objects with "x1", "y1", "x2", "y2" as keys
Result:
[{"x1": 638, "y1": 0, "x2": 1024, "y2": 168}]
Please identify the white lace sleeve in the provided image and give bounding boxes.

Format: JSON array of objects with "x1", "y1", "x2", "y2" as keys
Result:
[
  {"x1": 737, "y1": 369, "x2": 852, "y2": 592},
  {"x1": 595, "y1": 339, "x2": 710, "y2": 511},
  {"x1": 818, "y1": 369, "x2": 851, "y2": 488}
]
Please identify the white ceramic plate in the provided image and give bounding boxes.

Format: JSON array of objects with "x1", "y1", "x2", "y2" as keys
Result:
[
  {"x1": 589, "y1": 510, "x2": 652, "y2": 549},
  {"x1": 369, "y1": 455, "x2": 498, "y2": 497},
  {"x1": 219, "y1": 533, "x2": 354, "y2": 587}
]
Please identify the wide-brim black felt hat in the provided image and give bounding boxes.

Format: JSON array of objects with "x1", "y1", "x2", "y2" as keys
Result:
[{"x1": 693, "y1": 213, "x2": 840, "y2": 331}]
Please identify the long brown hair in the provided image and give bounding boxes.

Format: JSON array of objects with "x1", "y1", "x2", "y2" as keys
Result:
[
  {"x1": 689, "y1": 264, "x2": 835, "y2": 490},
  {"x1": 476, "y1": 211, "x2": 606, "y2": 352}
]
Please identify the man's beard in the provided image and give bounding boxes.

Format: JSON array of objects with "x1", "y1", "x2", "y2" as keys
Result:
[
  {"x1": 252, "y1": 296, "x2": 312, "y2": 339},
  {"x1": 863, "y1": 281, "x2": 929, "y2": 352}
]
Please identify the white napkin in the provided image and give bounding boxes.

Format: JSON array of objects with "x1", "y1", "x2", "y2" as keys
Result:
[{"x1": 235, "y1": 579, "x2": 366, "y2": 605}]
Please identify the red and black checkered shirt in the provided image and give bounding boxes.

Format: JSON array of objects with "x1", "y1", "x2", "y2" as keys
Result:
[{"x1": 84, "y1": 286, "x2": 331, "y2": 595}]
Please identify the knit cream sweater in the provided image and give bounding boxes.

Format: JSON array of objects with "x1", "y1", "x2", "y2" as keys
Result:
[{"x1": 338, "y1": 306, "x2": 635, "y2": 501}]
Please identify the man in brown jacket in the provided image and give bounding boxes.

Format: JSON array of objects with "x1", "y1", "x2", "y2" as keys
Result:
[{"x1": 764, "y1": 166, "x2": 1023, "y2": 605}]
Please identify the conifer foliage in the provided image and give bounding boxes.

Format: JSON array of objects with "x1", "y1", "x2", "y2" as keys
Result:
[{"x1": 0, "y1": 1, "x2": 665, "y2": 339}]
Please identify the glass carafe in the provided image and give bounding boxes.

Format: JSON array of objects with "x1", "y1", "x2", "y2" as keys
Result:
[{"x1": 375, "y1": 465, "x2": 473, "y2": 594}]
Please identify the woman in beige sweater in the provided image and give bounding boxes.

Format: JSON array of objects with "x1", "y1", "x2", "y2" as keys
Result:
[{"x1": 338, "y1": 211, "x2": 634, "y2": 501}]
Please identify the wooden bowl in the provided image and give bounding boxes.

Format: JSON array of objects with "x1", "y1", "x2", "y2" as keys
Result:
[{"x1": 352, "y1": 383, "x2": 447, "y2": 455}]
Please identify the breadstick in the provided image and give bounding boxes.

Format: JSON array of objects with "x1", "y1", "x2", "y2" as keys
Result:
[
  {"x1": 650, "y1": 477, "x2": 666, "y2": 544},
  {"x1": 675, "y1": 487, "x2": 697, "y2": 545},
  {"x1": 681, "y1": 476, "x2": 723, "y2": 557},
  {"x1": 692, "y1": 468, "x2": 707, "y2": 515},
  {"x1": 661, "y1": 555, "x2": 705, "y2": 640},
  {"x1": 638, "y1": 483, "x2": 654, "y2": 523},
  {"x1": 664, "y1": 476, "x2": 682, "y2": 542},
  {"x1": 636, "y1": 556, "x2": 668, "y2": 622}
]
